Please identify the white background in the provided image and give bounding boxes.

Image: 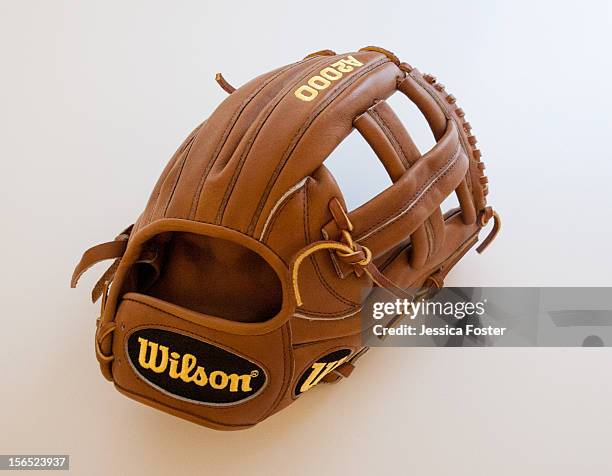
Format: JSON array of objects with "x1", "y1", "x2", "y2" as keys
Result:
[{"x1": 1, "y1": 1, "x2": 611, "y2": 474}]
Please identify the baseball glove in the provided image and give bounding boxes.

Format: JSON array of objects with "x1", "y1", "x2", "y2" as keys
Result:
[{"x1": 71, "y1": 46, "x2": 499, "y2": 430}]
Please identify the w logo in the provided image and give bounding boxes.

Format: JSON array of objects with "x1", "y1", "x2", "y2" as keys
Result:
[{"x1": 295, "y1": 349, "x2": 352, "y2": 395}]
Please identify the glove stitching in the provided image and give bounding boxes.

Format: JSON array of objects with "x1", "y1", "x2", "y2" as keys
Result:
[
  {"x1": 260, "y1": 177, "x2": 310, "y2": 242},
  {"x1": 162, "y1": 136, "x2": 198, "y2": 218},
  {"x1": 355, "y1": 144, "x2": 461, "y2": 242},
  {"x1": 262, "y1": 323, "x2": 292, "y2": 417},
  {"x1": 189, "y1": 60, "x2": 304, "y2": 221},
  {"x1": 372, "y1": 104, "x2": 436, "y2": 260},
  {"x1": 359, "y1": 145, "x2": 459, "y2": 235},
  {"x1": 247, "y1": 57, "x2": 391, "y2": 235},
  {"x1": 293, "y1": 307, "x2": 361, "y2": 320},
  {"x1": 261, "y1": 189, "x2": 301, "y2": 247},
  {"x1": 145, "y1": 124, "x2": 203, "y2": 226},
  {"x1": 424, "y1": 218, "x2": 435, "y2": 260},
  {"x1": 410, "y1": 72, "x2": 476, "y2": 199},
  {"x1": 370, "y1": 107, "x2": 411, "y2": 170},
  {"x1": 215, "y1": 56, "x2": 335, "y2": 226}
]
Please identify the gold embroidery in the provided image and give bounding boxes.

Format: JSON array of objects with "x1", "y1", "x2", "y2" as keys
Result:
[
  {"x1": 299, "y1": 356, "x2": 349, "y2": 393},
  {"x1": 294, "y1": 56, "x2": 364, "y2": 102},
  {"x1": 136, "y1": 337, "x2": 257, "y2": 393}
]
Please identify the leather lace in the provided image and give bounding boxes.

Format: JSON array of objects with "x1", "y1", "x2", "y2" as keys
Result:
[{"x1": 290, "y1": 206, "x2": 416, "y2": 308}]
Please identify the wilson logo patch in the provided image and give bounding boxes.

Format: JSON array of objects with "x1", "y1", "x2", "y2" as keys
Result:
[
  {"x1": 295, "y1": 349, "x2": 352, "y2": 395},
  {"x1": 126, "y1": 328, "x2": 266, "y2": 405},
  {"x1": 294, "y1": 56, "x2": 364, "y2": 102}
]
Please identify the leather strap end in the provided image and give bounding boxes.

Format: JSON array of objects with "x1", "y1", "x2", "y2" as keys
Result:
[
  {"x1": 321, "y1": 362, "x2": 355, "y2": 383},
  {"x1": 359, "y1": 46, "x2": 400, "y2": 65},
  {"x1": 71, "y1": 239, "x2": 128, "y2": 289},
  {"x1": 215, "y1": 73, "x2": 236, "y2": 94},
  {"x1": 90, "y1": 260, "x2": 120, "y2": 303},
  {"x1": 303, "y1": 49, "x2": 337, "y2": 59}
]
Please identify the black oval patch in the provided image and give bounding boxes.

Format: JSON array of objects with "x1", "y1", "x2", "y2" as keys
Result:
[
  {"x1": 126, "y1": 328, "x2": 267, "y2": 406},
  {"x1": 294, "y1": 349, "x2": 352, "y2": 396}
]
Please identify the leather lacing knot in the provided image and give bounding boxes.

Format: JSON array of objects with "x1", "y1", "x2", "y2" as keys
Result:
[
  {"x1": 290, "y1": 199, "x2": 377, "y2": 306},
  {"x1": 335, "y1": 230, "x2": 372, "y2": 277},
  {"x1": 290, "y1": 199, "x2": 414, "y2": 307},
  {"x1": 290, "y1": 234, "x2": 373, "y2": 307}
]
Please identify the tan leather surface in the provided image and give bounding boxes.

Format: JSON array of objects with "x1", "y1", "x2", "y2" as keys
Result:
[{"x1": 72, "y1": 46, "x2": 497, "y2": 430}]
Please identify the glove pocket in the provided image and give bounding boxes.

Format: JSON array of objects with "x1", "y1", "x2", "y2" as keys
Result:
[{"x1": 110, "y1": 292, "x2": 292, "y2": 430}]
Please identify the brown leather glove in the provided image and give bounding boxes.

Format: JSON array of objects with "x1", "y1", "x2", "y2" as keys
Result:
[{"x1": 71, "y1": 46, "x2": 499, "y2": 430}]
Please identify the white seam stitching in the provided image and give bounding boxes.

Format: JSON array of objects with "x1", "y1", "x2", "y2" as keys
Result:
[
  {"x1": 293, "y1": 307, "x2": 361, "y2": 321},
  {"x1": 258, "y1": 177, "x2": 309, "y2": 240},
  {"x1": 356, "y1": 148, "x2": 461, "y2": 243}
]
